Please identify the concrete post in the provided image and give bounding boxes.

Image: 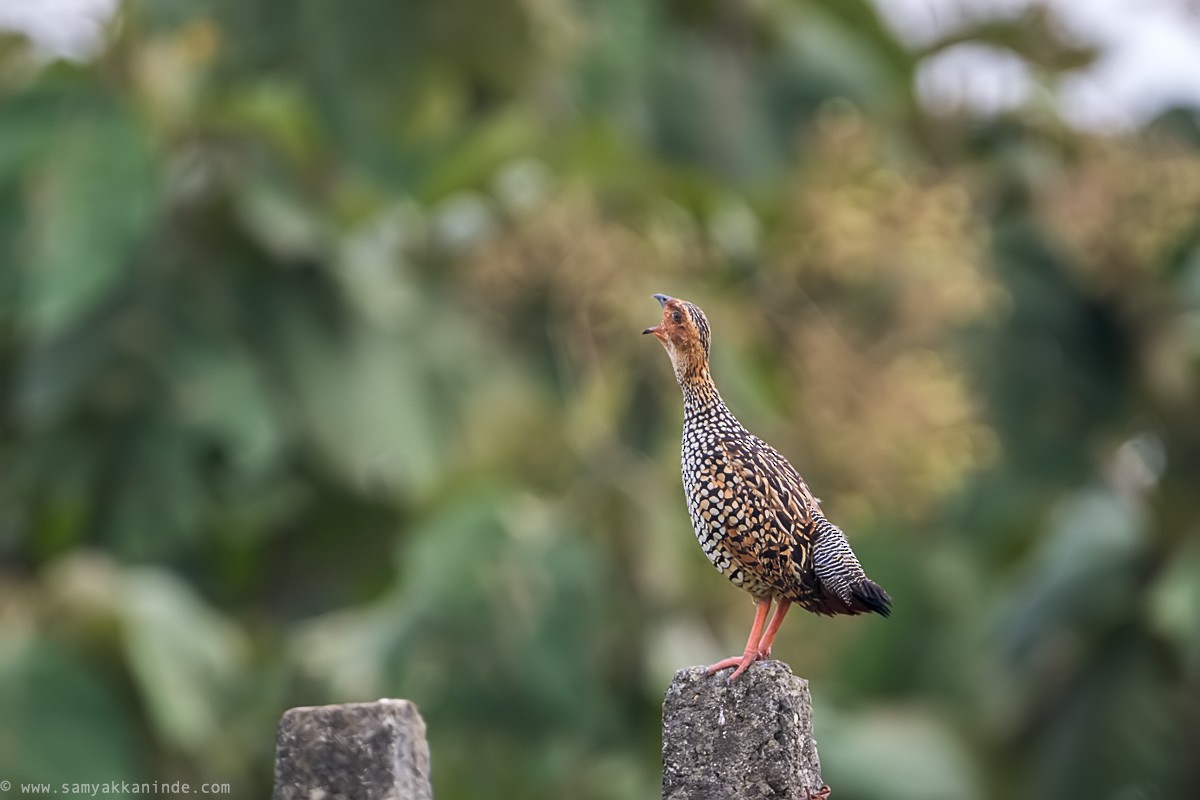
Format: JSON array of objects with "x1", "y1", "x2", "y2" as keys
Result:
[
  {"x1": 273, "y1": 699, "x2": 433, "y2": 800},
  {"x1": 662, "y1": 661, "x2": 826, "y2": 800}
]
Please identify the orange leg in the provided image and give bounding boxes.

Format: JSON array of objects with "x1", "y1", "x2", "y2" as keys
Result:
[
  {"x1": 755, "y1": 599, "x2": 791, "y2": 660},
  {"x1": 706, "y1": 597, "x2": 772, "y2": 681}
]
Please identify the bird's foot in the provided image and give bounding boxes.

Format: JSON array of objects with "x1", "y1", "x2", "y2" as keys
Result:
[
  {"x1": 755, "y1": 645, "x2": 772, "y2": 661},
  {"x1": 807, "y1": 785, "x2": 831, "y2": 800},
  {"x1": 705, "y1": 650, "x2": 759, "y2": 681}
]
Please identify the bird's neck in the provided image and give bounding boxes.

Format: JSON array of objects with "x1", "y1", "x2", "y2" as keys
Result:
[{"x1": 678, "y1": 366, "x2": 730, "y2": 419}]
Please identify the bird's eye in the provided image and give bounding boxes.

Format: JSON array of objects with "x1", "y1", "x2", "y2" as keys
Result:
[{"x1": 672, "y1": 310, "x2": 683, "y2": 324}]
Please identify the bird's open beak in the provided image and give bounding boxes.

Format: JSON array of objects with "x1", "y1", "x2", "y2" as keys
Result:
[{"x1": 643, "y1": 294, "x2": 673, "y2": 338}]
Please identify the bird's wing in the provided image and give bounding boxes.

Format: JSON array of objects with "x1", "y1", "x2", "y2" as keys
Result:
[
  {"x1": 700, "y1": 436, "x2": 822, "y2": 594},
  {"x1": 696, "y1": 435, "x2": 890, "y2": 615}
]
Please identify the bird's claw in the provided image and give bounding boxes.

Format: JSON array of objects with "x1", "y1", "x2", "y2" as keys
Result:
[
  {"x1": 807, "y1": 785, "x2": 831, "y2": 800},
  {"x1": 705, "y1": 651, "x2": 761, "y2": 681}
]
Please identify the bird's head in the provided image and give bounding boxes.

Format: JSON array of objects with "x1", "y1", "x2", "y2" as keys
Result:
[{"x1": 643, "y1": 294, "x2": 712, "y2": 382}]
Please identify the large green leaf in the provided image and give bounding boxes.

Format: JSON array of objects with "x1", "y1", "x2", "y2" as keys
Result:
[
  {"x1": 118, "y1": 568, "x2": 248, "y2": 753},
  {"x1": 0, "y1": 636, "x2": 140, "y2": 787},
  {"x1": 21, "y1": 103, "x2": 154, "y2": 338}
]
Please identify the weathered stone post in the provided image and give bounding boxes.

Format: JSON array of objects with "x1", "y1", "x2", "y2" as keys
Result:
[
  {"x1": 273, "y1": 699, "x2": 433, "y2": 800},
  {"x1": 662, "y1": 660, "x2": 825, "y2": 800}
]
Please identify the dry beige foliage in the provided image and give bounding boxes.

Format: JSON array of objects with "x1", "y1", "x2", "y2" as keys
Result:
[
  {"x1": 774, "y1": 109, "x2": 1001, "y2": 522},
  {"x1": 1038, "y1": 136, "x2": 1200, "y2": 292}
]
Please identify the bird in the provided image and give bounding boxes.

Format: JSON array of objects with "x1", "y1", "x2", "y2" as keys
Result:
[{"x1": 644, "y1": 293, "x2": 891, "y2": 681}]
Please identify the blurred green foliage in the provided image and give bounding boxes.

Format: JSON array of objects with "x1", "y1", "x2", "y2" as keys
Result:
[{"x1": 1, "y1": 1, "x2": 1199, "y2": 799}]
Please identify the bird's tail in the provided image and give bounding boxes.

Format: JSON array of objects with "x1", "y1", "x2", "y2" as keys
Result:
[{"x1": 850, "y1": 578, "x2": 892, "y2": 617}]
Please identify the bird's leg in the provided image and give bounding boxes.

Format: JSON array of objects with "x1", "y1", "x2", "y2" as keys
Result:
[
  {"x1": 706, "y1": 597, "x2": 772, "y2": 681},
  {"x1": 755, "y1": 599, "x2": 791, "y2": 660}
]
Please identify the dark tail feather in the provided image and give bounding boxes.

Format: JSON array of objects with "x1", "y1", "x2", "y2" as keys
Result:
[{"x1": 851, "y1": 579, "x2": 892, "y2": 617}]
